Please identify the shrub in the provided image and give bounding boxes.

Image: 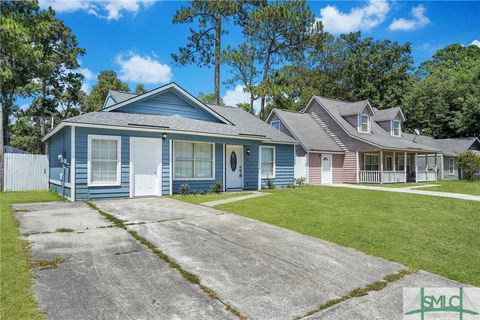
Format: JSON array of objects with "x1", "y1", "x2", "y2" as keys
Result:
[
  {"x1": 210, "y1": 180, "x2": 223, "y2": 193},
  {"x1": 294, "y1": 177, "x2": 306, "y2": 186},
  {"x1": 266, "y1": 178, "x2": 275, "y2": 189},
  {"x1": 458, "y1": 150, "x2": 480, "y2": 180},
  {"x1": 179, "y1": 183, "x2": 191, "y2": 195}
]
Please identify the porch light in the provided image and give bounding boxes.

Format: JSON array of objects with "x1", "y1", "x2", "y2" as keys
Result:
[
  {"x1": 162, "y1": 133, "x2": 167, "y2": 140},
  {"x1": 246, "y1": 149, "x2": 251, "y2": 155}
]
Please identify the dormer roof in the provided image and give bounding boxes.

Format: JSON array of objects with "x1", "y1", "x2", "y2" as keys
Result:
[{"x1": 373, "y1": 107, "x2": 406, "y2": 122}]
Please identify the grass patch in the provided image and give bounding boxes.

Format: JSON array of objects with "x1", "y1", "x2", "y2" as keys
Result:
[
  {"x1": 169, "y1": 192, "x2": 252, "y2": 204},
  {"x1": 32, "y1": 258, "x2": 65, "y2": 270},
  {"x1": 423, "y1": 180, "x2": 480, "y2": 195},
  {"x1": 216, "y1": 186, "x2": 480, "y2": 286},
  {"x1": 55, "y1": 228, "x2": 74, "y2": 233},
  {"x1": 1, "y1": 191, "x2": 62, "y2": 320}
]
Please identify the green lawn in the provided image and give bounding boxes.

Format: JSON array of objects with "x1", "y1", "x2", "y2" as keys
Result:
[
  {"x1": 1, "y1": 191, "x2": 62, "y2": 320},
  {"x1": 423, "y1": 180, "x2": 480, "y2": 195},
  {"x1": 169, "y1": 191, "x2": 252, "y2": 204},
  {"x1": 215, "y1": 186, "x2": 480, "y2": 286}
]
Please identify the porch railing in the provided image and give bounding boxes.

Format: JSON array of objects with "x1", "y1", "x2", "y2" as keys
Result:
[
  {"x1": 382, "y1": 171, "x2": 406, "y2": 183},
  {"x1": 358, "y1": 170, "x2": 381, "y2": 183},
  {"x1": 417, "y1": 170, "x2": 437, "y2": 182}
]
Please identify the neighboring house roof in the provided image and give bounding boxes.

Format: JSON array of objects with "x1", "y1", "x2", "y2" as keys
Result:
[
  {"x1": 405, "y1": 135, "x2": 480, "y2": 157},
  {"x1": 271, "y1": 109, "x2": 344, "y2": 153},
  {"x1": 57, "y1": 107, "x2": 296, "y2": 144},
  {"x1": 308, "y1": 96, "x2": 439, "y2": 152},
  {"x1": 4, "y1": 146, "x2": 29, "y2": 154},
  {"x1": 373, "y1": 107, "x2": 405, "y2": 122}
]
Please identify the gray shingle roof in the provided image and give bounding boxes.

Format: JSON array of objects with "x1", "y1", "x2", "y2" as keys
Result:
[
  {"x1": 404, "y1": 135, "x2": 479, "y2": 156},
  {"x1": 272, "y1": 109, "x2": 343, "y2": 152},
  {"x1": 64, "y1": 106, "x2": 296, "y2": 143},
  {"x1": 373, "y1": 107, "x2": 404, "y2": 122},
  {"x1": 312, "y1": 96, "x2": 439, "y2": 152},
  {"x1": 109, "y1": 91, "x2": 137, "y2": 104}
]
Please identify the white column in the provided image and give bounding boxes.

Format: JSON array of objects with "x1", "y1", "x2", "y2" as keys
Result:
[
  {"x1": 393, "y1": 151, "x2": 396, "y2": 183},
  {"x1": 404, "y1": 152, "x2": 407, "y2": 183},
  {"x1": 169, "y1": 139, "x2": 173, "y2": 195},
  {"x1": 257, "y1": 145, "x2": 262, "y2": 190},
  {"x1": 222, "y1": 143, "x2": 226, "y2": 192},
  {"x1": 356, "y1": 151, "x2": 359, "y2": 183},
  {"x1": 415, "y1": 153, "x2": 418, "y2": 183},
  {"x1": 380, "y1": 150, "x2": 383, "y2": 184},
  {"x1": 70, "y1": 126, "x2": 76, "y2": 201}
]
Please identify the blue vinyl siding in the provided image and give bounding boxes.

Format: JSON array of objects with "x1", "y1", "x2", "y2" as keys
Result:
[
  {"x1": 48, "y1": 127, "x2": 71, "y2": 184},
  {"x1": 261, "y1": 144, "x2": 295, "y2": 188},
  {"x1": 113, "y1": 90, "x2": 221, "y2": 122},
  {"x1": 243, "y1": 145, "x2": 259, "y2": 190},
  {"x1": 49, "y1": 182, "x2": 71, "y2": 198}
]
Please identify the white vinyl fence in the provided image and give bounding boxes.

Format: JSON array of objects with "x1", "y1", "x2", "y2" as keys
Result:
[{"x1": 4, "y1": 153, "x2": 49, "y2": 191}]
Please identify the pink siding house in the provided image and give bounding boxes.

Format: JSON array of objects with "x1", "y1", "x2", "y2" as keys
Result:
[{"x1": 267, "y1": 96, "x2": 442, "y2": 185}]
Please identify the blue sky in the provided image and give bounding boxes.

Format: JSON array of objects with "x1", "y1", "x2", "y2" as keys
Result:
[{"x1": 38, "y1": 0, "x2": 480, "y2": 109}]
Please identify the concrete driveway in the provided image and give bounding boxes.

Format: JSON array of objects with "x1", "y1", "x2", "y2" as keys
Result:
[
  {"x1": 15, "y1": 201, "x2": 234, "y2": 320},
  {"x1": 16, "y1": 198, "x2": 466, "y2": 320},
  {"x1": 93, "y1": 197, "x2": 465, "y2": 320}
]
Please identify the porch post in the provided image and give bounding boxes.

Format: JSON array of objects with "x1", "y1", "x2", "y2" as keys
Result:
[
  {"x1": 404, "y1": 152, "x2": 407, "y2": 183},
  {"x1": 257, "y1": 145, "x2": 261, "y2": 190},
  {"x1": 435, "y1": 153, "x2": 438, "y2": 181},
  {"x1": 356, "y1": 151, "x2": 359, "y2": 183},
  {"x1": 415, "y1": 153, "x2": 418, "y2": 183},
  {"x1": 393, "y1": 151, "x2": 396, "y2": 183},
  {"x1": 380, "y1": 149, "x2": 383, "y2": 184}
]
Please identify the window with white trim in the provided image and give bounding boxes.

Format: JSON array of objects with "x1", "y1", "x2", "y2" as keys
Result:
[
  {"x1": 392, "y1": 120, "x2": 401, "y2": 136},
  {"x1": 174, "y1": 141, "x2": 214, "y2": 179},
  {"x1": 449, "y1": 158, "x2": 455, "y2": 175},
  {"x1": 271, "y1": 120, "x2": 280, "y2": 130},
  {"x1": 260, "y1": 146, "x2": 275, "y2": 178},
  {"x1": 88, "y1": 135, "x2": 121, "y2": 186},
  {"x1": 364, "y1": 154, "x2": 379, "y2": 170},
  {"x1": 358, "y1": 114, "x2": 370, "y2": 133}
]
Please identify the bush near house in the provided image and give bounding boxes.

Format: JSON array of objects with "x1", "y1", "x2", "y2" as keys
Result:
[
  {"x1": 210, "y1": 180, "x2": 223, "y2": 193},
  {"x1": 458, "y1": 150, "x2": 480, "y2": 180}
]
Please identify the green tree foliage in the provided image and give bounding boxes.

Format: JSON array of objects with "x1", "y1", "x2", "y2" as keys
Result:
[
  {"x1": 134, "y1": 84, "x2": 147, "y2": 95},
  {"x1": 236, "y1": 102, "x2": 255, "y2": 114},
  {"x1": 0, "y1": 0, "x2": 41, "y2": 146},
  {"x1": 172, "y1": 1, "x2": 241, "y2": 105},
  {"x1": 82, "y1": 70, "x2": 129, "y2": 113},
  {"x1": 9, "y1": 112, "x2": 42, "y2": 154},
  {"x1": 197, "y1": 92, "x2": 224, "y2": 106},
  {"x1": 242, "y1": 0, "x2": 323, "y2": 119},
  {"x1": 458, "y1": 150, "x2": 480, "y2": 181},
  {"x1": 269, "y1": 32, "x2": 414, "y2": 111},
  {"x1": 403, "y1": 44, "x2": 480, "y2": 137}
]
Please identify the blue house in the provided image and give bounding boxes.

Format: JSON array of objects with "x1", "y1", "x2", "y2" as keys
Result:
[{"x1": 43, "y1": 83, "x2": 296, "y2": 201}]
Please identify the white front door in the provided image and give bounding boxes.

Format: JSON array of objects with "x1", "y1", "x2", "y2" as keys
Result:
[
  {"x1": 225, "y1": 145, "x2": 243, "y2": 189},
  {"x1": 321, "y1": 154, "x2": 332, "y2": 184},
  {"x1": 130, "y1": 137, "x2": 162, "y2": 197}
]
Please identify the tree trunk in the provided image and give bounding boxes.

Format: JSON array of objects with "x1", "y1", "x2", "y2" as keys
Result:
[
  {"x1": 214, "y1": 14, "x2": 221, "y2": 105},
  {"x1": 249, "y1": 93, "x2": 255, "y2": 115},
  {"x1": 260, "y1": 49, "x2": 272, "y2": 120}
]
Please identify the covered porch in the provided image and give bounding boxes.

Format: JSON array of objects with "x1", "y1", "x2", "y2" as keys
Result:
[{"x1": 357, "y1": 150, "x2": 438, "y2": 184}]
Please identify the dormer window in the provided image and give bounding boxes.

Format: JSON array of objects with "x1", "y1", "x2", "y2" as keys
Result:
[
  {"x1": 271, "y1": 120, "x2": 280, "y2": 130},
  {"x1": 358, "y1": 114, "x2": 370, "y2": 133},
  {"x1": 392, "y1": 120, "x2": 401, "y2": 136}
]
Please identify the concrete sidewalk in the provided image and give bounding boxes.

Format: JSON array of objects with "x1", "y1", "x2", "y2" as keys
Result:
[
  {"x1": 329, "y1": 184, "x2": 480, "y2": 202},
  {"x1": 201, "y1": 191, "x2": 269, "y2": 207}
]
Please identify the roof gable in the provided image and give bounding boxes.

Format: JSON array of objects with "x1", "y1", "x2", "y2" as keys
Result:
[
  {"x1": 102, "y1": 83, "x2": 231, "y2": 124},
  {"x1": 373, "y1": 107, "x2": 405, "y2": 122}
]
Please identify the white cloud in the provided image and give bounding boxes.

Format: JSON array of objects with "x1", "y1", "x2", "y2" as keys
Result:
[
  {"x1": 116, "y1": 53, "x2": 172, "y2": 84},
  {"x1": 39, "y1": 0, "x2": 155, "y2": 21},
  {"x1": 470, "y1": 40, "x2": 480, "y2": 47},
  {"x1": 79, "y1": 67, "x2": 96, "y2": 93},
  {"x1": 223, "y1": 85, "x2": 260, "y2": 112},
  {"x1": 388, "y1": 4, "x2": 431, "y2": 31},
  {"x1": 317, "y1": 0, "x2": 389, "y2": 34}
]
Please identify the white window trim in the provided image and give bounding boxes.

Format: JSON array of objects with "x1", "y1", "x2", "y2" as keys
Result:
[
  {"x1": 391, "y1": 120, "x2": 401, "y2": 137},
  {"x1": 260, "y1": 146, "x2": 276, "y2": 179},
  {"x1": 271, "y1": 120, "x2": 280, "y2": 130},
  {"x1": 363, "y1": 153, "x2": 379, "y2": 170},
  {"x1": 87, "y1": 134, "x2": 122, "y2": 187},
  {"x1": 449, "y1": 158, "x2": 455, "y2": 175},
  {"x1": 172, "y1": 140, "x2": 215, "y2": 181},
  {"x1": 358, "y1": 113, "x2": 371, "y2": 133}
]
